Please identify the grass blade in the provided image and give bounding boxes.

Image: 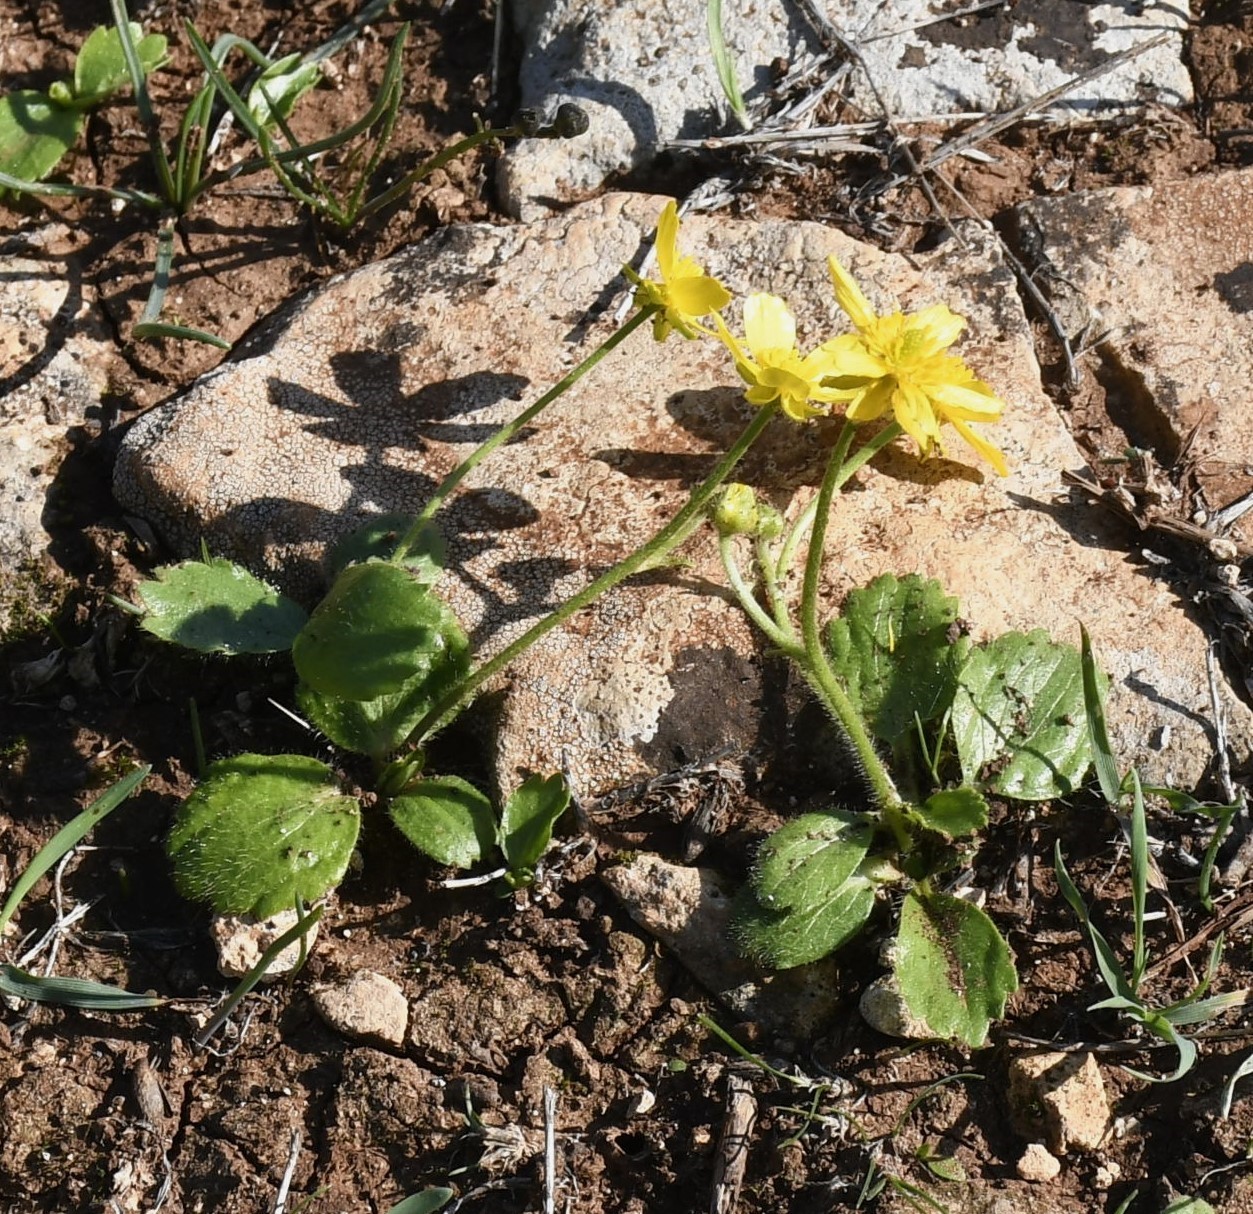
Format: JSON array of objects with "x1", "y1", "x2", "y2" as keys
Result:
[
  {"x1": 0, "y1": 764, "x2": 150, "y2": 937},
  {"x1": 1080, "y1": 624, "x2": 1121, "y2": 805},
  {"x1": 1129, "y1": 769, "x2": 1147, "y2": 992},
  {"x1": 706, "y1": 0, "x2": 751, "y2": 131},
  {"x1": 0, "y1": 964, "x2": 166, "y2": 1010},
  {"x1": 1053, "y1": 841, "x2": 1136, "y2": 1002}
]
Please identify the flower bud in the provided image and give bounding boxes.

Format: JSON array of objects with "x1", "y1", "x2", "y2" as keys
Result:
[
  {"x1": 711, "y1": 483, "x2": 759, "y2": 537},
  {"x1": 755, "y1": 503, "x2": 784, "y2": 540},
  {"x1": 515, "y1": 108, "x2": 542, "y2": 137},
  {"x1": 554, "y1": 102, "x2": 590, "y2": 138}
]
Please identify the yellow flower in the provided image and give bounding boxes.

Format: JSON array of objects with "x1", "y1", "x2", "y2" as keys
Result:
[
  {"x1": 821, "y1": 255, "x2": 1009, "y2": 475},
  {"x1": 625, "y1": 200, "x2": 732, "y2": 341},
  {"x1": 716, "y1": 293, "x2": 845, "y2": 423}
]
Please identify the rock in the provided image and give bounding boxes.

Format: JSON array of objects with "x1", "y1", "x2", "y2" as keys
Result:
[
  {"x1": 501, "y1": 0, "x2": 797, "y2": 220},
  {"x1": 1007, "y1": 1051, "x2": 1110, "y2": 1155},
  {"x1": 208, "y1": 909, "x2": 321, "y2": 980},
  {"x1": 826, "y1": 0, "x2": 1190, "y2": 118},
  {"x1": 601, "y1": 852, "x2": 840, "y2": 1038},
  {"x1": 1013, "y1": 168, "x2": 1253, "y2": 551},
  {"x1": 0, "y1": 229, "x2": 113, "y2": 633},
  {"x1": 115, "y1": 192, "x2": 1252, "y2": 797},
  {"x1": 858, "y1": 973, "x2": 931, "y2": 1040},
  {"x1": 1016, "y1": 1143, "x2": 1062, "y2": 1182},
  {"x1": 312, "y1": 969, "x2": 408, "y2": 1049},
  {"x1": 500, "y1": 2, "x2": 1189, "y2": 218}
]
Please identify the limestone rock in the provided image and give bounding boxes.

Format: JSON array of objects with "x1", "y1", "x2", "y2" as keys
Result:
[
  {"x1": 312, "y1": 969, "x2": 408, "y2": 1049},
  {"x1": 601, "y1": 852, "x2": 840, "y2": 1038},
  {"x1": 500, "y1": 1, "x2": 1189, "y2": 218},
  {"x1": 827, "y1": 0, "x2": 1190, "y2": 118},
  {"x1": 1007, "y1": 1051, "x2": 1110, "y2": 1155},
  {"x1": 1016, "y1": 1143, "x2": 1062, "y2": 1182},
  {"x1": 1014, "y1": 168, "x2": 1253, "y2": 551},
  {"x1": 858, "y1": 974, "x2": 931, "y2": 1040},
  {"x1": 0, "y1": 229, "x2": 113, "y2": 632},
  {"x1": 208, "y1": 909, "x2": 320, "y2": 980},
  {"x1": 114, "y1": 192, "x2": 1252, "y2": 797}
]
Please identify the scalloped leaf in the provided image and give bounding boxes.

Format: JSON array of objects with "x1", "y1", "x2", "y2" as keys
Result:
[
  {"x1": 327, "y1": 514, "x2": 445, "y2": 585},
  {"x1": 167, "y1": 754, "x2": 360, "y2": 917},
  {"x1": 951, "y1": 630, "x2": 1096, "y2": 800},
  {"x1": 389, "y1": 776, "x2": 496, "y2": 869},
  {"x1": 825, "y1": 574, "x2": 967, "y2": 747},
  {"x1": 895, "y1": 889, "x2": 1017, "y2": 1047},
  {"x1": 136, "y1": 557, "x2": 308, "y2": 654},
  {"x1": 293, "y1": 562, "x2": 467, "y2": 702}
]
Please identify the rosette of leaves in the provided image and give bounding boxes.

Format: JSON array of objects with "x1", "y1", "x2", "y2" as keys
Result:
[{"x1": 737, "y1": 574, "x2": 1100, "y2": 1046}]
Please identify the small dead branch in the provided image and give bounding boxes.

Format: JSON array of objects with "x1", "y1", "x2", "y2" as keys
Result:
[{"x1": 710, "y1": 1072, "x2": 758, "y2": 1214}]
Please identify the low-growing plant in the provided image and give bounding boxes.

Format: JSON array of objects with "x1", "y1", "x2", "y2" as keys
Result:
[
  {"x1": 1050, "y1": 629, "x2": 1250, "y2": 1081},
  {"x1": 117, "y1": 199, "x2": 1091, "y2": 1044},
  {"x1": 0, "y1": 0, "x2": 586, "y2": 346}
]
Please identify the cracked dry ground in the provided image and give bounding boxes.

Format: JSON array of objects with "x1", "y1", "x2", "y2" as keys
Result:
[{"x1": 5, "y1": 1, "x2": 1253, "y2": 1212}]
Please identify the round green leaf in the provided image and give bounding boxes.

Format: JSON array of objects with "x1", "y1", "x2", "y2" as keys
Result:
[
  {"x1": 750, "y1": 810, "x2": 872, "y2": 911},
  {"x1": 293, "y1": 562, "x2": 465, "y2": 701},
  {"x1": 74, "y1": 24, "x2": 167, "y2": 103},
  {"x1": 736, "y1": 869, "x2": 875, "y2": 969},
  {"x1": 167, "y1": 754, "x2": 360, "y2": 917},
  {"x1": 500, "y1": 773, "x2": 569, "y2": 879},
  {"x1": 914, "y1": 787, "x2": 988, "y2": 839},
  {"x1": 136, "y1": 557, "x2": 308, "y2": 654},
  {"x1": 0, "y1": 91, "x2": 82, "y2": 184},
  {"x1": 389, "y1": 776, "x2": 497, "y2": 869},
  {"x1": 327, "y1": 515, "x2": 445, "y2": 585},
  {"x1": 895, "y1": 889, "x2": 1017, "y2": 1047}
]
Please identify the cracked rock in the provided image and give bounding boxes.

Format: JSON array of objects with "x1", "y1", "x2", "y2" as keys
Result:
[
  {"x1": 312, "y1": 970, "x2": 408, "y2": 1049},
  {"x1": 1007, "y1": 1051, "x2": 1110, "y2": 1155}
]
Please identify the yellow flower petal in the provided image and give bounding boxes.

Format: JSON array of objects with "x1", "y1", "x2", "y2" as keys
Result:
[
  {"x1": 820, "y1": 333, "x2": 890, "y2": 381},
  {"x1": 907, "y1": 304, "x2": 966, "y2": 356},
  {"x1": 845, "y1": 377, "x2": 894, "y2": 422},
  {"x1": 669, "y1": 274, "x2": 732, "y2": 318},
  {"x1": 828, "y1": 255, "x2": 878, "y2": 331},
  {"x1": 949, "y1": 417, "x2": 1009, "y2": 477},
  {"x1": 655, "y1": 199, "x2": 679, "y2": 281},
  {"x1": 743, "y1": 294, "x2": 797, "y2": 357},
  {"x1": 928, "y1": 379, "x2": 1004, "y2": 420}
]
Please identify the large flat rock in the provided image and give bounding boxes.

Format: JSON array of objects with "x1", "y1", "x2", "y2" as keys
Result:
[
  {"x1": 500, "y1": 0, "x2": 1189, "y2": 218},
  {"x1": 114, "y1": 193, "x2": 1250, "y2": 795},
  {"x1": 1014, "y1": 167, "x2": 1253, "y2": 548}
]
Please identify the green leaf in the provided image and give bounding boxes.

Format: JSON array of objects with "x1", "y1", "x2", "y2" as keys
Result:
[
  {"x1": 750, "y1": 810, "x2": 872, "y2": 910},
  {"x1": 826, "y1": 574, "x2": 968, "y2": 749},
  {"x1": 386, "y1": 1191, "x2": 454, "y2": 1214},
  {"x1": 706, "y1": 0, "x2": 751, "y2": 131},
  {"x1": 167, "y1": 754, "x2": 360, "y2": 917},
  {"x1": 895, "y1": 889, "x2": 1017, "y2": 1047},
  {"x1": 0, "y1": 965, "x2": 167, "y2": 1010},
  {"x1": 298, "y1": 670, "x2": 444, "y2": 762},
  {"x1": 736, "y1": 861, "x2": 876, "y2": 969},
  {"x1": 499, "y1": 773, "x2": 570, "y2": 881},
  {"x1": 1162, "y1": 1200, "x2": 1216, "y2": 1214},
  {"x1": 1079, "y1": 624, "x2": 1122, "y2": 805},
  {"x1": 951, "y1": 630, "x2": 1095, "y2": 800},
  {"x1": 0, "y1": 91, "x2": 82, "y2": 185},
  {"x1": 292, "y1": 562, "x2": 467, "y2": 701},
  {"x1": 914, "y1": 787, "x2": 988, "y2": 839},
  {"x1": 246, "y1": 53, "x2": 321, "y2": 128},
  {"x1": 328, "y1": 515, "x2": 445, "y2": 585},
  {"x1": 74, "y1": 24, "x2": 168, "y2": 103},
  {"x1": 1053, "y1": 841, "x2": 1137, "y2": 1003},
  {"x1": 136, "y1": 557, "x2": 308, "y2": 654},
  {"x1": 388, "y1": 776, "x2": 496, "y2": 869}
]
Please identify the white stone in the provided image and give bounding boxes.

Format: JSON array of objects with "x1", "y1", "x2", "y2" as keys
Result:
[
  {"x1": 500, "y1": 2, "x2": 1190, "y2": 218},
  {"x1": 312, "y1": 969, "x2": 408, "y2": 1049},
  {"x1": 1007, "y1": 1051, "x2": 1110, "y2": 1155},
  {"x1": 208, "y1": 909, "x2": 321, "y2": 980},
  {"x1": 1016, "y1": 1142, "x2": 1062, "y2": 1182},
  {"x1": 858, "y1": 974, "x2": 931, "y2": 1040}
]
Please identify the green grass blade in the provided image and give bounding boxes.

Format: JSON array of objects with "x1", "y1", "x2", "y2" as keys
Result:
[
  {"x1": 1079, "y1": 624, "x2": 1121, "y2": 805},
  {"x1": 706, "y1": 0, "x2": 751, "y2": 131},
  {"x1": 0, "y1": 764, "x2": 150, "y2": 937},
  {"x1": 385, "y1": 1192, "x2": 453, "y2": 1214},
  {"x1": 1219, "y1": 1048, "x2": 1253, "y2": 1118},
  {"x1": 1053, "y1": 841, "x2": 1136, "y2": 1002},
  {"x1": 1129, "y1": 769, "x2": 1148, "y2": 992},
  {"x1": 110, "y1": 0, "x2": 176, "y2": 201},
  {"x1": 0, "y1": 964, "x2": 167, "y2": 1009}
]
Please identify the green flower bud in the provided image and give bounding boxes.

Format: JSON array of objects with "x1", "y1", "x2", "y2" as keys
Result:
[
  {"x1": 711, "y1": 483, "x2": 759, "y2": 537},
  {"x1": 756, "y1": 503, "x2": 784, "y2": 540}
]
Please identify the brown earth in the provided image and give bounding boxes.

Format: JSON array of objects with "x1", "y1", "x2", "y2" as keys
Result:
[{"x1": 3, "y1": 2, "x2": 1253, "y2": 1212}]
